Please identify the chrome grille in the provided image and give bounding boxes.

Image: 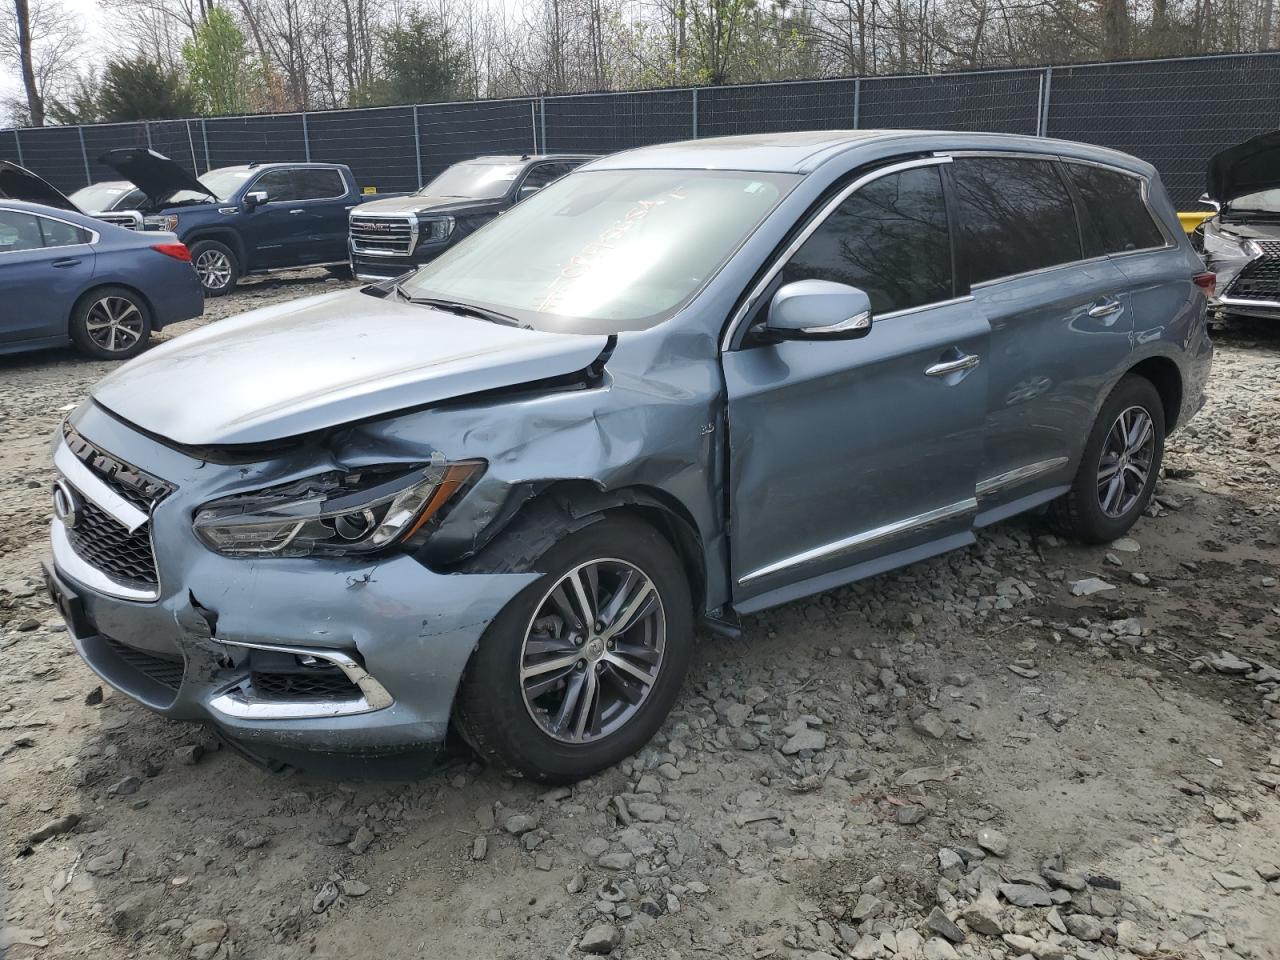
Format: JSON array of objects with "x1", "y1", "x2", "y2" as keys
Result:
[
  {"x1": 65, "y1": 500, "x2": 159, "y2": 588},
  {"x1": 350, "y1": 215, "x2": 416, "y2": 256},
  {"x1": 1226, "y1": 244, "x2": 1280, "y2": 301},
  {"x1": 95, "y1": 212, "x2": 142, "y2": 230}
]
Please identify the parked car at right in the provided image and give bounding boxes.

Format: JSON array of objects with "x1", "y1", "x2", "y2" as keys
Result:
[
  {"x1": 1194, "y1": 131, "x2": 1280, "y2": 322},
  {"x1": 0, "y1": 197, "x2": 202, "y2": 360},
  {"x1": 349, "y1": 154, "x2": 594, "y2": 280}
]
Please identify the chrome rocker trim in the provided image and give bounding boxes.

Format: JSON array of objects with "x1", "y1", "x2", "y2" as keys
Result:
[
  {"x1": 976, "y1": 456, "x2": 1070, "y2": 499},
  {"x1": 739, "y1": 497, "x2": 978, "y2": 585},
  {"x1": 209, "y1": 639, "x2": 394, "y2": 720}
]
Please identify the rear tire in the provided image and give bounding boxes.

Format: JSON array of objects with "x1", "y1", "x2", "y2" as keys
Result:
[
  {"x1": 69, "y1": 286, "x2": 152, "y2": 360},
  {"x1": 1049, "y1": 375, "x2": 1165, "y2": 543},
  {"x1": 190, "y1": 239, "x2": 239, "y2": 296},
  {"x1": 455, "y1": 513, "x2": 694, "y2": 784}
]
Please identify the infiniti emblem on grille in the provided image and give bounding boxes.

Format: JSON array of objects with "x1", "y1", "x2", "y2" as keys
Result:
[{"x1": 53, "y1": 480, "x2": 82, "y2": 529}]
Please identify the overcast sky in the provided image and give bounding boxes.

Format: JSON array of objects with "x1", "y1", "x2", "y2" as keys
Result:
[{"x1": 2, "y1": 0, "x2": 107, "y2": 127}]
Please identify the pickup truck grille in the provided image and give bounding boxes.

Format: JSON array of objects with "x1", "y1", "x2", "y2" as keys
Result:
[
  {"x1": 350, "y1": 215, "x2": 416, "y2": 256},
  {"x1": 95, "y1": 212, "x2": 143, "y2": 231}
]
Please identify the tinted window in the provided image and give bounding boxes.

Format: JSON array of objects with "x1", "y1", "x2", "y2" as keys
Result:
[
  {"x1": 950, "y1": 157, "x2": 1081, "y2": 284},
  {"x1": 295, "y1": 169, "x2": 344, "y2": 200},
  {"x1": 780, "y1": 165, "x2": 952, "y2": 315},
  {"x1": 251, "y1": 169, "x2": 298, "y2": 203},
  {"x1": 39, "y1": 216, "x2": 88, "y2": 248},
  {"x1": 1065, "y1": 164, "x2": 1165, "y2": 255},
  {"x1": 520, "y1": 162, "x2": 577, "y2": 195},
  {"x1": 0, "y1": 210, "x2": 43, "y2": 252}
]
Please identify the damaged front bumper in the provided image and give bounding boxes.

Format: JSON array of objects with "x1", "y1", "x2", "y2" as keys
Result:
[{"x1": 45, "y1": 403, "x2": 536, "y2": 760}]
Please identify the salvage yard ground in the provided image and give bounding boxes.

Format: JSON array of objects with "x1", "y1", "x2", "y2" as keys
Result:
[{"x1": 1, "y1": 271, "x2": 1278, "y2": 960}]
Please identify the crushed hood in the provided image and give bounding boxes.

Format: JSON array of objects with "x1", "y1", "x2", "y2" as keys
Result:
[
  {"x1": 352, "y1": 194, "x2": 504, "y2": 216},
  {"x1": 98, "y1": 148, "x2": 215, "y2": 206},
  {"x1": 1207, "y1": 131, "x2": 1280, "y2": 203},
  {"x1": 0, "y1": 161, "x2": 79, "y2": 212},
  {"x1": 90, "y1": 288, "x2": 609, "y2": 446}
]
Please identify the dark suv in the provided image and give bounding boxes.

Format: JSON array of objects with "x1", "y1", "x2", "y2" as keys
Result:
[{"x1": 349, "y1": 154, "x2": 593, "y2": 280}]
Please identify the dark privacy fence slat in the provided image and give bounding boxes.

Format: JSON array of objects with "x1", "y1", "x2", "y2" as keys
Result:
[{"x1": 5, "y1": 52, "x2": 1280, "y2": 208}]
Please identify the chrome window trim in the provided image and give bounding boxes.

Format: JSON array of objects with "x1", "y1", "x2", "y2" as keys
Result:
[
  {"x1": 738, "y1": 497, "x2": 977, "y2": 586},
  {"x1": 976, "y1": 456, "x2": 1070, "y2": 499},
  {"x1": 721, "y1": 155, "x2": 953, "y2": 353},
  {"x1": 51, "y1": 518, "x2": 158, "y2": 602},
  {"x1": 875, "y1": 294, "x2": 975, "y2": 322},
  {"x1": 0, "y1": 205, "x2": 99, "y2": 254},
  {"x1": 245, "y1": 165, "x2": 349, "y2": 205}
]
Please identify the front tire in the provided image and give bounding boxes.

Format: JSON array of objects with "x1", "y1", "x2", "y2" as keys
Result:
[
  {"x1": 455, "y1": 513, "x2": 694, "y2": 784},
  {"x1": 69, "y1": 287, "x2": 152, "y2": 360},
  {"x1": 1050, "y1": 374, "x2": 1165, "y2": 543},
  {"x1": 190, "y1": 239, "x2": 239, "y2": 296}
]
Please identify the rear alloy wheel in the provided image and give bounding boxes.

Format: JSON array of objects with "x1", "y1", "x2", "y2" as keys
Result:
[
  {"x1": 190, "y1": 239, "x2": 239, "y2": 296},
  {"x1": 456, "y1": 513, "x2": 693, "y2": 783},
  {"x1": 70, "y1": 287, "x2": 152, "y2": 360},
  {"x1": 1049, "y1": 374, "x2": 1165, "y2": 543}
]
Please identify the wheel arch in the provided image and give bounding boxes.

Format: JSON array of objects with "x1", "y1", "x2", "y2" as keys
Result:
[
  {"x1": 1124, "y1": 355, "x2": 1184, "y2": 432},
  {"x1": 185, "y1": 229, "x2": 245, "y2": 267}
]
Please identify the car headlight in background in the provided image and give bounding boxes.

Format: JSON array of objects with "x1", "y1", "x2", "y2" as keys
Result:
[
  {"x1": 1202, "y1": 227, "x2": 1260, "y2": 261},
  {"x1": 417, "y1": 216, "x2": 455, "y2": 244},
  {"x1": 193, "y1": 460, "x2": 484, "y2": 558},
  {"x1": 143, "y1": 214, "x2": 180, "y2": 232}
]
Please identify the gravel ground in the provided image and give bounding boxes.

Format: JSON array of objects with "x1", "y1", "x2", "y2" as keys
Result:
[{"x1": 1, "y1": 275, "x2": 1278, "y2": 960}]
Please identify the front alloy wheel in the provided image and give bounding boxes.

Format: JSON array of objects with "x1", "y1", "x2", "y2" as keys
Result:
[
  {"x1": 455, "y1": 512, "x2": 693, "y2": 783},
  {"x1": 519, "y1": 559, "x2": 666, "y2": 744},
  {"x1": 194, "y1": 248, "x2": 232, "y2": 290}
]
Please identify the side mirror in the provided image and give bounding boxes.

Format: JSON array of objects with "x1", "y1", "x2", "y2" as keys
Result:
[
  {"x1": 518, "y1": 184, "x2": 541, "y2": 199},
  {"x1": 765, "y1": 279, "x2": 873, "y2": 341},
  {"x1": 1198, "y1": 193, "x2": 1221, "y2": 212},
  {"x1": 244, "y1": 190, "x2": 268, "y2": 209}
]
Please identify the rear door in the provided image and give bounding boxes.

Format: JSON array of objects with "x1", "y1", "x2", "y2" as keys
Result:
[
  {"x1": 0, "y1": 208, "x2": 95, "y2": 345},
  {"x1": 293, "y1": 167, "x2": 354, "y2": 263},
  {"x1": 945, "y1": 154, "x2": 1134, "y2": 519},
  {"x1": 723, "y1": 158, "x2": 989, "y2": 610}
]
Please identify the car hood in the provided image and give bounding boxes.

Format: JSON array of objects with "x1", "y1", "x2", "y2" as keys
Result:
[
  {"x1": 0, "y1": 161, "x2": 80, "y2": 212},
  {"x1": 352, "y1": 194, "x2": 504, "y2": 216},
  {"x1": 1207, "y1": 131, "x2": 1280, "y2": 203},
  {"x1": 98, "y1": 148, "x2": 215, "y2": 205},
  {"x1": 90, "y1": 289, "x2": 609, "y2": 447}
]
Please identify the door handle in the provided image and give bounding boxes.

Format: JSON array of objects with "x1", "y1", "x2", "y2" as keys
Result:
[
  {"x1": 288, "y1": 208, "x2": 306, "y2": 215},
  {"x1": 925, "y1": 353, "x2": 981, "y2": 377},
  {"x1": 51, "y1": 258, "x2": 81, "y2": 268},
  {"x1": 1087, "y1": 299, "x2": 1123, "y2": 318}
]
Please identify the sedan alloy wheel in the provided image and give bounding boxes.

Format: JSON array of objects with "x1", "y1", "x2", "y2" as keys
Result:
[{"x1": 84, "y1": 295, "x2": 146, "y2": 354}]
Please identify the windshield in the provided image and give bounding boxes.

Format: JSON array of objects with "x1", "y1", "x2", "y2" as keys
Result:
[
  {"x1": 400, "y1": 169, "x2": 796, "y2": 334},
  {"x1": 1226, "y1": 187, "x2": 1280, "y2": 215},
  {"x1": 167, "y1": 167, "x2": 254, "y2": 204},
  {"x1": 416, "y1": 161, "x2": 526, "y2": 200},
  {"x1": 70, "y1": 183, "x2": 140, "y2": 211}
]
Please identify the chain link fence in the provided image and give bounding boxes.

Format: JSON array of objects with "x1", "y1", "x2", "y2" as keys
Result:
[{"x1": 3, "y1": 51, "x2": 1280, "y2": 208}]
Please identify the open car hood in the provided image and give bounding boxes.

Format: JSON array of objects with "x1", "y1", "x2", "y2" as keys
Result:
[
  {"x1": 0, "y1": 161, "x2": 79, "y2": 212},
  {"x1": 89, "y1": 288, "x2": 610, "y2": 446},
  {"x1": 1207, "y1": 131, "x2": 1280, "y2": 203},
  {"x1": 98, "y1": 148, "x2": 215, "y2": 205}
]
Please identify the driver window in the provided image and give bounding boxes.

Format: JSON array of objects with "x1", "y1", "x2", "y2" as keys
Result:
[
  {"x1": 250, "y1": 169, "x2": 298, "y2": 203},
  {"x1": 780, "y1": 165, "x2": 954, "y2": 316},
  {"x1": 518, "y1": 163, "x2": 570, "y2": 197}
]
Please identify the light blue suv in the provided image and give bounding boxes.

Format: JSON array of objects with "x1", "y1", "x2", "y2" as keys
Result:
[{"x1": 46, "y1": 131, "x2": 1213, "y2": 781}]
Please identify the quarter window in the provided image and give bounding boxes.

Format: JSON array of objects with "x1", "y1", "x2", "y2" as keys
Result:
[
  {"x1": 950, "y1": 157, "x2": 1081, "y2": 284},
  {"x1": 1065, "y1": 163, "x2": 1166, "y2": 255},
  {"x1": 39, "y1": 216, "x2": 89, "y2": 248},
  {"x1": 780, "y1": 165, "x2": 953, "y2": 315}
]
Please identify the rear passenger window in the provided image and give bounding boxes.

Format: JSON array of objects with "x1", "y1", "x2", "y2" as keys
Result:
[
  {"x1": 950, "y1": 157, "x2": 1081, "y2": 284},
  {"x1": 0, "y1": 211, "x2": 45, "y2": 252},
  {"x1": 780, "y1": 165, "x2": 953, "y2": 315},
  {"x1": 1065, "y1": 164, "x2": 1166, "y2": 255},
  {"x1": 295, "y1": 169, "x2": 345, "y2": 200}
]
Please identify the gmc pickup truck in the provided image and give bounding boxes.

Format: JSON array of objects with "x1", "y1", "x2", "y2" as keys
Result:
[{"x1": 100, "y1": 149, "x2": 384, "y2": 295}]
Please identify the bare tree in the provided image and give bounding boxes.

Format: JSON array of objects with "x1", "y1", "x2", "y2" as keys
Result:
[{"x1": 2, "y1": 0, "x2": 82, "y2": 125}]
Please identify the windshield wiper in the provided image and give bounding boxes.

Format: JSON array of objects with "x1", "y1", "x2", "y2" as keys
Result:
[{"x1": 402, "y1": 293, "x2": 527, "y2": 328}]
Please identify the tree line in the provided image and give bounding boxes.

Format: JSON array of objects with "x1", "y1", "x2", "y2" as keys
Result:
[{"x1": 4, "y1": 0, "x2": 1279, "y2": 127}]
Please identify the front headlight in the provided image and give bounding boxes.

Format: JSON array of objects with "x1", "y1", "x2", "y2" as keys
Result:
[
  {"x1": 1202, "y1": 228, "x2": 1260, "y2": 260},
  {"x1": 417, "y1": 216, "x2": 455, "y2": 244},
  {"x1": 193, "y1": 460, "x2": 483, "y2": 558},
  {"x1": 143, "y1": 214, "x2": 180, "y2": 232}
]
